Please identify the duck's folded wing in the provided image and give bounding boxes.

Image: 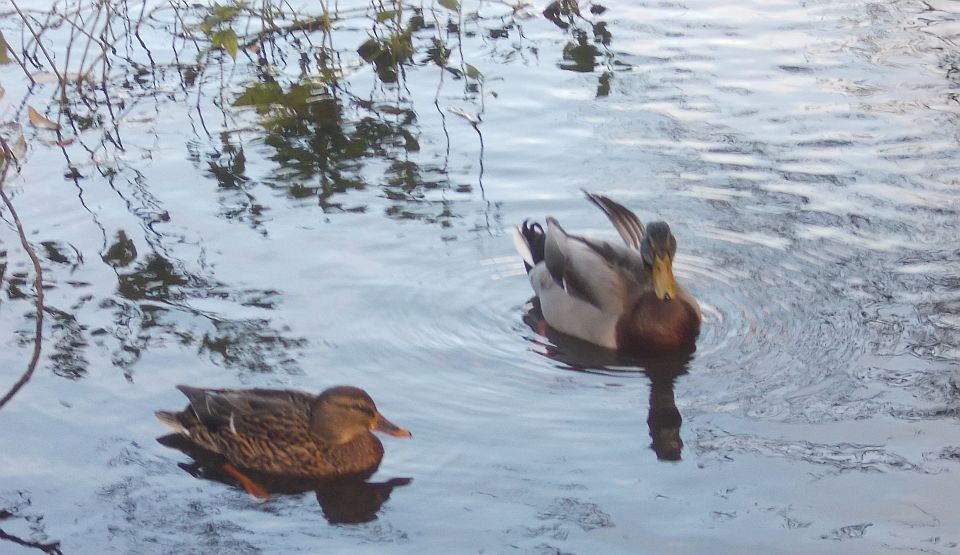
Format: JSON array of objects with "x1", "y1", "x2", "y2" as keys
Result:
[
  {"x1": 176, "y1": 386, "x2": 308, "y2": 430},
  {"x1": 544, "y1": 218, "x2": 631, "y2": 311}
]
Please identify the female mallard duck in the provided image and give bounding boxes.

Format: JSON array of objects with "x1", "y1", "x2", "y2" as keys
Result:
[
  {"x1": 513, "y1": 192, "x2": 701, "y2": 353},
  {"x1": 156, "y1": 385, "x2": 410, "y2": 494}
]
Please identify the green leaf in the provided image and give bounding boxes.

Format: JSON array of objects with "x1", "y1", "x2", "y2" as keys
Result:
[
  {"x1": 464, "y1": 63, "x2": 483, "y2": 80},
  {"x1": 387, "y1": 32, "x2": 414, "y2": 60},
  {"x1": 0, "y1": 32, "x2": 10, "y2": 65},
  {"x1": 438, "y1": 0, "x2": 460, "y2": 12},
  {"x1": 376, "y1": 10, "x2": 398, "y2": 22},
  {"x1": 212, "y1": 4, "x2": 241, "y2": 21},
  {"x1": 200, "y1": 3, "x2": 242, "y2": 36},
  {"x1": 223, "y1": 31, "x2": 239, "y2": 59},
  {"x1": 212, "y1": 29, "x2": 239, "y2": 59}
]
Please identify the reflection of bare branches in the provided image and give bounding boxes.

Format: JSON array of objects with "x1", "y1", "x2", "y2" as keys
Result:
[
  {"x1": 0, "y1": 32, "x2": 36, "y2": 86},
  {"x1": 447, "y1": 106, "x2": 484, "y2": 196},
  {"x1": 0, "y1": 0, "x2": 529, "y2": 392},
  {"x1": 241, "y1": 13, "x2": 334, "y2": 49},
  {"x1": 430, "y1": 8, "x2": 453, "y2": 171},
  {"x1": 0, "y1": 138, "x2": 45, "y2": 411},
  {"x1": 9, "y1": 0, "x2": 64, "y2": 93},
  {"x1": 45, "y1": 305, "x2": 90, "y2": 379}
]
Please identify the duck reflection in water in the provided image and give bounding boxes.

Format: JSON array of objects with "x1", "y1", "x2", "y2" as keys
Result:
[
  {"x1": 524, "y1": 300, "x2": 690, "y2": 461},
  {"x1": 157, "y1": 433, "x2": 411, "y2": 524}
]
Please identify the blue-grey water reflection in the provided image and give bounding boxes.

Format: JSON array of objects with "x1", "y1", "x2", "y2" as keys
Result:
[{"x1": 1, "y1": 0, "x2": 959, "y2": 553}]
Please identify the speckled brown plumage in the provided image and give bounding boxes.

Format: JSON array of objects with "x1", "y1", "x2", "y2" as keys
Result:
[{"x1": 156, "y1": 385, "x2": 409, "y2": 480}]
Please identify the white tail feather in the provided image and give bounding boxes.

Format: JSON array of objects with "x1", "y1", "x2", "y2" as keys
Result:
[
  {"x1": 155, "y1": 411, "x2": 189, "y2": 436},
  {"x1": 512, "y1": 225, "x2": 535, "y2": 268}
]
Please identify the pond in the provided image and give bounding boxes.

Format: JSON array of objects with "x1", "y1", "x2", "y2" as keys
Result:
[{"x1": 1, "y1": 0, "x2": 959, "y2": 552}]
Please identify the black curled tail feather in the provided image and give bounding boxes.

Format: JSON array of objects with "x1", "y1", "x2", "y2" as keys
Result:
[
  {"x1": 522, "y1": 221, "x2": 547, "y2": 265},
  {"x1": 513, "y1": 220, "x2": 546, "y2": 273}
]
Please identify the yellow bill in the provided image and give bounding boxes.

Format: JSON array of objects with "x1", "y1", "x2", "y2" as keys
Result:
[{"x1": 652, "y1": 254, "x2": 677, "y2": 301}]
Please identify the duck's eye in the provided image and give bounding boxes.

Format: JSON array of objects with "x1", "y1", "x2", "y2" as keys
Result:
[{"x1": 354, "y1": 405, "x2": 376, "y2": 417}]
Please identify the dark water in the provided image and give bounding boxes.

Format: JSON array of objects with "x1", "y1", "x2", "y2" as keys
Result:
[{"x1": 1, "y1": 0, "x2": 959, "y2": 552}]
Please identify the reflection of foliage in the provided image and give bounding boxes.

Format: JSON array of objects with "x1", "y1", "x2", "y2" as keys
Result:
[
  {"x1": 542, "y1": 0, "x2": 582, "y2": 30},
  {"x1": 107, "y1": 250, "x2": 305, "y2": 374},
  {"x1": 543, "y1": 0, "x2": 620, "y2": 97},
  {"x1": 231, "y1": 74, "x2": 466, "y2": 223},
  {"x1": 201, "y1": 319, "x2": 304, "y2": 374},
  {"x1": 103, "y1": 231, "x2": 138, "y2": 268},
  {"x1": 1, "y1": 227, "x2": 307, "y2": 378},
  {"x1": 561, "y1": 30, "x2": 602, "y2": 73},
  {"x1": 206, "y1": 139, "x2": 248, "y2": 190},
  {"x1": 39, "y1": 241, "x2": 77, "y2": 267},
  {"x1": 0, "y1": 0, "x2": 601, "y2": 390},
  {"x1": 197, "y1": 0, "x2": 507, "y2": 224},
  {"x1": 45, "y1": 306, "x2": 89, "y2": 380},
  {"x1": 117, "y1": 254, "x2": 189, "y2": 302},
  {"x1": 202, "y1": 135, "x2": 264, "y2": 228},
  {"x1": 2, "y1": 0, "x2": 535, "y2": 228},
  {"x1": 357, "y1": 12, "x2": 424, "y2": 83}
]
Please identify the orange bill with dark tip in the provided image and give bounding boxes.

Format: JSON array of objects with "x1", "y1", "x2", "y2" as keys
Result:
[{"x1": 372, "y1": 414, "x2": 412, "y2": 438}]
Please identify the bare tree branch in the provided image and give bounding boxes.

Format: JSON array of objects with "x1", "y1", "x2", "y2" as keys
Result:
[
  {"x1": 0, "y1": 527, "x2": 64, "y2": 555},
  {"x1": 0, "y1": 136, "x2": 45, "y2": 412}
]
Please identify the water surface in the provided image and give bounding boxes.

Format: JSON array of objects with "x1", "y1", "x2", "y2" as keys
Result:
[{"x1": 1, "y1": 0, "x2": 959, "y2": 553}]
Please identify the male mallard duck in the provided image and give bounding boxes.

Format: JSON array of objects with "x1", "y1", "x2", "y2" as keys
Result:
[
  {"x1": 156, "y1": 385, "x2": 410, "y2": 495},
  {"x1": 513, "y1": 192, "x2": 701, "y2": 353}
]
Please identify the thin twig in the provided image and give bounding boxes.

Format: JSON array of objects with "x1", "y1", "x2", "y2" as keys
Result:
[
  {"x1": 1, "y1": 30, "x2": 36, "y2": 86},
  {"x1": 75, "y1": 0, "x2": 105, "y2": 94},
  {"x1": 9, "y1": 0, "x2": 64, "y2": 98},
  {"x1": 0, "y1": 137, "x2": 45, "y2": 412},
  {"x1": 239, "y1": 13, "x2": 343, "y2": 48},
  {"x1": 0, "y1": 527, "x2": 63, "y2": 555}
]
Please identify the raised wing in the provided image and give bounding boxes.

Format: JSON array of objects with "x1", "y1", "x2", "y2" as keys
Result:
[{"x1": 583, "y1": 191, "x2": 645, "y2": 250}]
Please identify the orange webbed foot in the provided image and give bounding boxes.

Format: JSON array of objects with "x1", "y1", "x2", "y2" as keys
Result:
[{"x1": 223, "y1": 462, "x2": 270, "y2": 500}]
